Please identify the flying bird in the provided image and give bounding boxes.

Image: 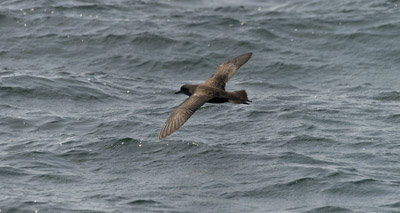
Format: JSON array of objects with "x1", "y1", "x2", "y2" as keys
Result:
[{"x1": 158, "y1": 52, "x2": 253, "y2": 140}]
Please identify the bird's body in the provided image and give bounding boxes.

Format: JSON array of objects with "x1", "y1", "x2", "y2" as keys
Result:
[
  {"x1": 158, "y1": 52, "x2": 253, "y2": 140},
  {"x1": 179, "y1": 84, "x2": 230, "y2": 103}
]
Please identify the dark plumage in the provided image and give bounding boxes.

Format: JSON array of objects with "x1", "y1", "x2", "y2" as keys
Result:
[{"x1": 158, "y1": 52, "x2": 253, "y2": 140}]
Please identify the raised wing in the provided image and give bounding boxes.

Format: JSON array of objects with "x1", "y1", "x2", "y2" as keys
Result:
[
  {"x1": 204, "y1": 52, "x2": 252, "y2": 89},
  {"x1": 158, "y1": 94, "x2": 210, "y2": 140}
]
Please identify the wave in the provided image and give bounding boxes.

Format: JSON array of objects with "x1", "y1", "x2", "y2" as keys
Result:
[
  {"x1": 381, "y1": 201, "x2": 400, "y2": 208},
  {"x1": 304, "y1": 206, "x2": 352, "y2": 213},
  {"x1": 373, "y1": 91, "x2": 400, "y2": 101},
  {"x1": 322, "y1": 178, "x2": 387, "y2": 196},
  {"x1": 0, "y1": 75, "x2": 115, "y2": 101},
  {"x1": 128, "y1": 199, "x2": 161, "y2": 205},
  {"x1": 384, "y1": 114, "x2": 400, "y2": 123}
]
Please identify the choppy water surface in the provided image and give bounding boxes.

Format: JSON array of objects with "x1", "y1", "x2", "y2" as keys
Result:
[{"x1": 1, "y1": 0, "x2": 400, "y2": 212}]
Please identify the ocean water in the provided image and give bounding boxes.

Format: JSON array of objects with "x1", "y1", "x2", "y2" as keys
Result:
[{"x1": 1, "y1": 0, "x2": 400, "y2": 212}]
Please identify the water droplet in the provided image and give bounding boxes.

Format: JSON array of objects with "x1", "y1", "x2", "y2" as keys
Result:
[
  {"x1": 311, "y1": 31, "x2": 315, "y2": 34},
  {"x1": 87, "y1": 78, "x2": 91, "y2": 81},
  {"x1": 51, "y1": 11, "x2": 54, "y2": 14},
  {"x1": 258, "y1": 7, "x2": 262, "y2": 11},
  {"x1": 80, "y1": 14, "x2": 83, "y2": 17},
  {"x1": 34, "y1": 210, "x2": 38, "y2": 213},
  {"x1": 20, "y1": 9, "x2": 23, "y2": 11},
  {"x1": 207, "y1": 43, "x2": 211, "y2": 47},
  {"x1": 138, "y1": 144, "x2": 142, "y2": 147},
  {"x1": 127, "y1": 90, "x2": 130, "y2": 94},
  {"x1": 103, "y1": 83, "x2": 107, "y2": 86},
  {"x1": 31, "y1": 8, "x2": 34, "y2": 11},
  {"x1": 81, "y1": 39, "x2": 84, "y2": 42},
  {"x1": 44, "y1": 9, "x2": 47, "y2": 12},
  {"x1": 294, "y1": 28, "x2": 298, "y2": 32},
  {"x1": 121, "y1": 142, "x2": 125, "y2": 145},
  {"x1": 291, "y1": 39, "x2": 294, "y2": 42},
  {"x1": 241, "y1": 22, "x2": 244, "y2": 26},
  {"x1": 23, "y1": 12, "x2": 26, "y2": 15},
  {"x1": 228, "y1": 24, "x2": 233, "y2": 27},
  {"x1": 24, "y1": 23, "x2": 27, "y2": 27}
]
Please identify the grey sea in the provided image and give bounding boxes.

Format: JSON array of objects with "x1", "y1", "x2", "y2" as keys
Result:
[{"x1": 1, "y1": 0, "x2": 400, "y2": 212}]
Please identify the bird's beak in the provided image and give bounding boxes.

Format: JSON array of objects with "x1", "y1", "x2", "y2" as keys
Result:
[{"x1": 174, "y1": 91, "x2": 182, "y2": 94}]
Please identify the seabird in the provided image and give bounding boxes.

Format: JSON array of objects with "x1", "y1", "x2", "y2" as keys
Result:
[{"x1": 158, "y1": 52, "x2": 253, "y2": 140}]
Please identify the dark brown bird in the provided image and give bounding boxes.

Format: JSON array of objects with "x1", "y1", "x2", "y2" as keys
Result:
[{"x1": 158, "y1": 52, "x2": 253, "y2": 140}]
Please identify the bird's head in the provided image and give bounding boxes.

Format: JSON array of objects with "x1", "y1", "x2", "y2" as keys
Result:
[{"x1": 175, "y1": 84, "x2": 196, "y2": 96}]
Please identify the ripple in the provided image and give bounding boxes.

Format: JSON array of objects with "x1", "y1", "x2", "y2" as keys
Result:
[
  {"x1": 0, "y1": 166, "x2": 29, "y2": 177},
  {"x1": 238, "y1": 80, "x2": 298, "y2": 90},
  {"x1": 0, "y1": 75, "x2": 114, "y2": 101},
  {"x1": 104, "y1": 137, "x2": 142, "y2": 149},
  {"x1": 384, "y1": 114, "x2": 400, "y2": 123},
  {"x1": 382, "y1": 201, "x2": 400, "y2": 208},
  {"x1": 304, "y1": 206, "x2": 352, "y2": 213},
  {"x1": 130, "y1": 32, "x2": 178, "y2": 49},
  {"x1": 59, "y1": 149, "x2": 101, "y2": 164},
  {"x1": 278, "y1": 151, "x2": 335, "y2": 165},
  {"x1": 282, "y1": 135, "x2": 337, "y2": 148},
  {"x1": 249, "y1": 28, "x2": 279, "y2": 39},
  {"x1": 0, "y1": 116, "x2": 35, "y2": 131},
  {"x1": 323, "y1": 178, "x2": 388, "y2": 196},
  {"x1": 128, "y1": 199, "x2": 162, "y2": 205},
  {"x1": 209, "y1": 37, "x2": 258, "y2": 52},
  {"x1": 30, "y1": 173, "x2": 79, "y2": 184},
  {"x1": 213, "y1": 6, "x2": 250, "y2": 13},
  {"x1": 373, "y1": 91, "x2": 400, "y2": 101}
]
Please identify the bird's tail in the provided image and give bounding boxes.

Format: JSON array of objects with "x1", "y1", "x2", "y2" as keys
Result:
[{"x1": 228, "y1": 90, "x2": 251, "y2": 104}]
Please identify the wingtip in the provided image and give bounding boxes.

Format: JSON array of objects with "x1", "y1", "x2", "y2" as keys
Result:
[
  {"x1": 246, "y1": 52, "x2": 253, "y2": 60},
  {"x1": 158, "y1": 132, "x2": 166, "y2": 140},
  {"x1": 242, "y1": 52, "x2": 253, "y2": 58},
  {"x1": 229, "y1": 52, "x2": 253, "y2": 68}
]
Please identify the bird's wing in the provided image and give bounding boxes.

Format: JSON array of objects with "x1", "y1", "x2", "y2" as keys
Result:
[
  {"x1": 204, "y1": 52, "x2": 252, "y2": 90},
  {"x1": 158, "y1": 94, "x2": 210, "y2": 140}
]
